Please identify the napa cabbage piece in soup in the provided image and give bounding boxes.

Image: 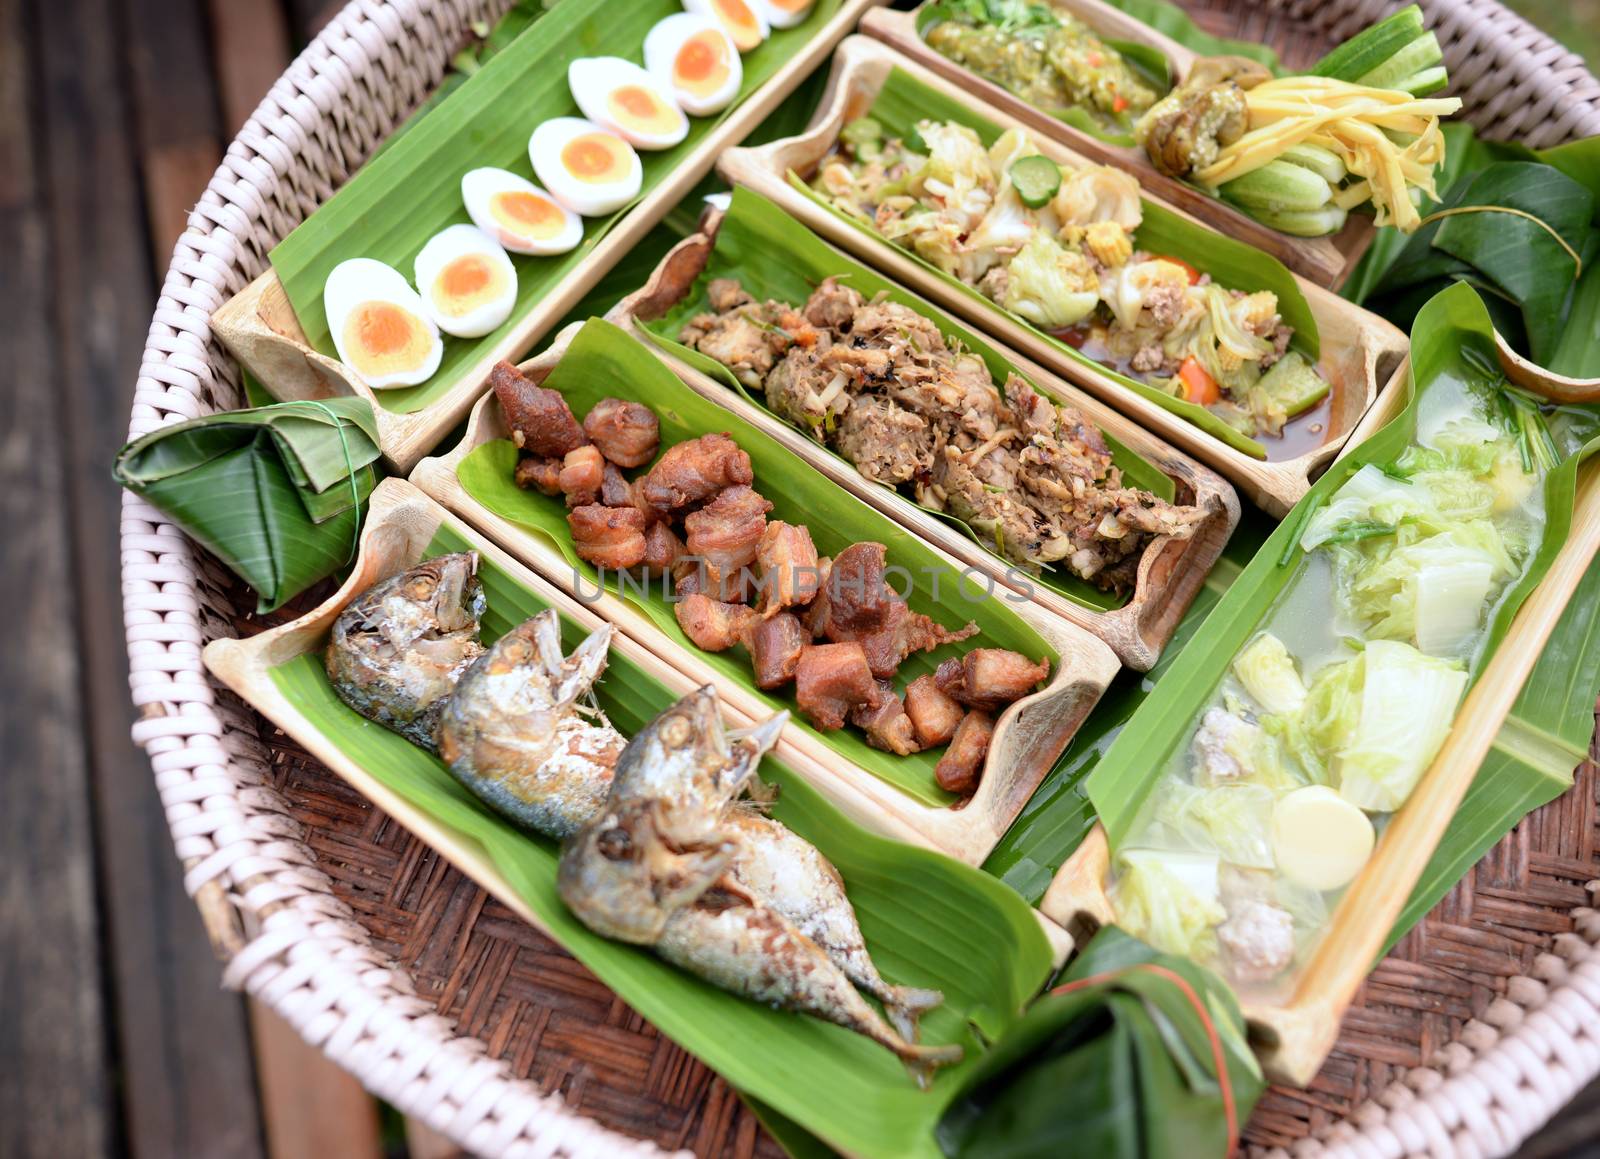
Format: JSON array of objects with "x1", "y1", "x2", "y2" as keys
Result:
[{"x1": 1106, "y1": 372, "x2": 1552, "y2": 996}]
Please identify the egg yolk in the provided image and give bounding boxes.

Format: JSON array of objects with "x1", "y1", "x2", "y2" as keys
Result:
[
  {"x1": 606, "y1": 85, "x2": 682, "y2": 136},
  {"x1": 489, "y1": 190, "x2": 567, "y2": 242},
  {"x1": 428, "y1": 254, "x2": 509, "y2": 319},
  {"x1": 769, "y1": 0, "x2": 809, "y2": 10},
  {"x1": 674, "y1": 31, "x2": 731, "y2": 95},
  {"x1": 711, "y1": 0, "x2": 762, "y2": 50},
  {"x1": 342, "y1": 301, "x2": 434, "y2": 378},
  {"x1": 561, "y1": 133, "x2": 631, "y2": 185}
]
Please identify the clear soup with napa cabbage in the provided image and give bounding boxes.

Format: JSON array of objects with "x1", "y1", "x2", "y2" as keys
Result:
[{"x1": 1103, "y1": 367, "x2": 1578, "y2": 1001}]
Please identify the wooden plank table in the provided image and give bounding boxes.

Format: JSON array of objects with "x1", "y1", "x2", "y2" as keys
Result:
[{"x1": 0, "y1": 0, "x2": 1593, "y2": 1155}]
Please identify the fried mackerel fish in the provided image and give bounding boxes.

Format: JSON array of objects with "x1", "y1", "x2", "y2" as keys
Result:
[
  {"x1": 326, "y1": 557, "x2": 629, "y2": 834},
  {"x1": 327, "y1": 564, "x2": 956, "y2": 1080},
  {"x1": 559, "y1": 686, "x2": 961, "y2": 1084},
  {"x1": 680, "y1": 278, "x2": 1205, "y2": 593},
  {"x1": 490, "y1": 361, "x2": 1052, "y2": 798}
]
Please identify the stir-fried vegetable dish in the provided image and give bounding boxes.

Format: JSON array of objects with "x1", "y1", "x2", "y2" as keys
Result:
[{"x1": 814, "y1": 117, "x2": 1330, "y2": 439}]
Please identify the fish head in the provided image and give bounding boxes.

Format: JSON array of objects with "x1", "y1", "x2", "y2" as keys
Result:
[
  {"x1": 557, "y1": 798, "x2": 734, "y2": 945},
  {"x1": 404, "y1": 551, "x2": 484, "y2": 635},
  {"x1": 610, "y1": 685, "x2": 731, "y2": 802}
]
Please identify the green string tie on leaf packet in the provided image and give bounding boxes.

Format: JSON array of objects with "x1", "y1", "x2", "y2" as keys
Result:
[
  {"x1": 113, "y1": 397, "x2": 382, "y2": 613},
  {"x1": 936, "y1": 926, "x2": 1264, "y2": 1159}
]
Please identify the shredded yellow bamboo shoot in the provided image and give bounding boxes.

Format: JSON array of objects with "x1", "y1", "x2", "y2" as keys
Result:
[{"x1": 1193, "y1": 76, "x2": 1462, "y2": 232}]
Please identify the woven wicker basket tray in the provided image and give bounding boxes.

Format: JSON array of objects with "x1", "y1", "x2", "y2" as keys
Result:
[{"x1": 120, "y1": 0, "x2": 1600, "y2": 1154}]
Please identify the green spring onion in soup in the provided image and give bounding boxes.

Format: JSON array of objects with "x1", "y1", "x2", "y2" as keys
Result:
[{"x1": 1106, "y1": 374, "x2": 1552, "y2": 1001}]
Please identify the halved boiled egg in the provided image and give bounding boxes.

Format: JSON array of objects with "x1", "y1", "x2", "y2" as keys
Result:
[
  {"x1": 323, "y1": 259, "x2": 442, "y2": 389},
  {"x1": 750, "y1": 0, "x2": 813, "y2": 29},
  {"x1": 683, "y1": 0, "x2": 767, "y2": 52},
  {"x1": 643, "y1": 14, "x2": 742, "y2": 116},
  {"x1": 461, "y1": 167, "x2": 582, "y2": 256},
  {"x1": 412, "y1": 225, "x2": 517, "y2": 339},
  {"x1": 568, "y1": 57, "x2": 688, "y2": 151},
  {"x1": 529, "y1": 117, "x2": 643, "y2": 218}
]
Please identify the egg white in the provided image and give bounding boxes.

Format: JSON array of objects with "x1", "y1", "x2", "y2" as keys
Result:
[
  {"x1": 643, "y1": 13, "x2": 742, "y2": 116},
  {"x1": 568, "y1": 57, "x2": 688, "y2": 150},
  {"x1": 412, "y1": 224, "x2": 517, "y2": 339},
  {"x1": 323, "y1": 258, "x2": 442, "y2": 389},
  {"x1": 683, "y1": 0, "x2": 768, "y2": 52},
  {"x1": 749, "y1": 0, "x2": 812, "y2": 29},
  {"x1": 460, "y1": 167, "x2": 583, "y2": 256},
  {"x1": 529, "y1": 117, "x2": 643, "y2": 217}
]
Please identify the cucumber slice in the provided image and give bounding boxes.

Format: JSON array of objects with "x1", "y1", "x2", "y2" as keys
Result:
[
  {"x1": 1248, "y1": 204, "x2": 1350, "y2": 237},
  {"x1": 1399, "y1": 64, "x2": 1450, "y2": 95},
  {"x1": 1255, "y1": 351, "x2": 1331, "y2": 417},
  {"x1": 1278, "y1": 144, "x2": 1348, "y2": 186},
  {"x1": 1312, "y1": 4, "x2": 1425, "y2": 82},
  {"x1": 1219, "y1": 161, "x2": 1333, "y2": 212},
  {"x1": 1356, "y1": 31, "x2": 1442, "y2": 90},
  {"x1": 1009, "y1": 155, "x2": 1062, "y2": 208}
]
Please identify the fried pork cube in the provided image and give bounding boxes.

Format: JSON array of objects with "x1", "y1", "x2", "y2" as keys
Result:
[
  {"x1": 567, "y1": 504, "x2": 647, "y2": 569},
  {"x1": 904, "y1": 674, "x2": 965, "y2": 748},
  {"x1": 935, "y1": 711, "x2": 995, "y2": 796},
  {"x1": 850, "y1": 681, "x2": 921, "y2": 756},
  {"x1": 491, "y1": 362, "x2": 587, "y2": 458},
  {"x1": 684, "y1": 485, "x2": 772, "y2": 590},
  {"x1": 934, "y1": 651, "x2": 1049, "y2": 711},
  {"x1": 857, "y1": 603, "x2": 979, "y2": 680},
  {"x1": 793, "y1": 642, "x2": 876, "y2": 731},
  {"x1": 749, "y1": 612, "x2": 807, "y2": 690},
  {"x1": 641, "y1": 522, "x2": 684, "y2": 578},
  {"x1": 599, "y1": 461, "x2": 632, "y2": 508},
  {"x1": 811, "y1": 543, "x2": 977, "y2": 678},
  {"x1": 636, "y1": 434, "x2": 753, "y2": 517},
  {"x1": 674, "y1": 593, "x2": 758, "y2": 653},
  {"x1": 558, "y1": 445, "x2": 606, "y2": 507},
  {"x1": 513, "y1": 455, "x2": 562, "y2": 496},
  {"x1": 583, "y1": 398, "x2": 660, "y2": 468},
  {"x1": 755, "y1": 520, "x2": 820, "y2": 616}
]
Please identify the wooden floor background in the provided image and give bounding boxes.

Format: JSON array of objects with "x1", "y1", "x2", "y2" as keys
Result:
[{"x1": 0, "y1": 0, "x2": 1595, "y2": 1156}]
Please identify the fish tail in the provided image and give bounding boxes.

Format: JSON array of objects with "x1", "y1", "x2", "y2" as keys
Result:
[
  {"x1": 556, "y1": 622, "x2": 614, "y2": 703},
  {"x1": 897, "y1": 1040, "x2": 965, "y2": 1091},
  {"x1": 882, "y1": 985, "x2": 946, "y2": 1043}
]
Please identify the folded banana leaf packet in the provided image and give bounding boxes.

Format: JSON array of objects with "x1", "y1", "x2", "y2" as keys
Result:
[
  {"x1": 937, "y1": 926, "x2": 1263, "y2": 1159},
  {"x1": 115, "y1": 398, "x2": 381, "y2": 612}
]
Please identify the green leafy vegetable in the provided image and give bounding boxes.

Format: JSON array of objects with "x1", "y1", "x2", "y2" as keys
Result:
[
  {"x1": 1350, "y1": 131, "x2": 1600, "y2": 377},
  {"x1": 936, "y1": 926, "x2": 1264, "y2": 1159},
  {"x1": 114, "y1": 398, "x2": 380, "y2": 612}
]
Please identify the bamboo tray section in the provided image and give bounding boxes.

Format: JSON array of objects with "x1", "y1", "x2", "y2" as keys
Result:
[
  {"x1": 858, "y1": 2, "x2": 1375, "y2": 289},
  {"x1": 410, "y1": 324, "x2": 1121, "y2": 866},
  {"x1": 608, "y1": 219, "x2": 1242, "y2": 672},
  {"x1": 201, "y1": 474, "x2": 1078, "y2": 1049},
  {"x1": 717, "y1": 35, "x2": 1410, "y2": 519},
  {"x1": 1038, "y1": 367, "x2": 1600, "y2": 1087},
  {"x1": 208, "y1": 0, "x2": 882, "y2": 476}
]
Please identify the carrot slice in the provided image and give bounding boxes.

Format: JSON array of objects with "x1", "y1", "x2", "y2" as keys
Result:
[{"x1": 1178, "y1": 356, "x2": 1221, "y2": 405}]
